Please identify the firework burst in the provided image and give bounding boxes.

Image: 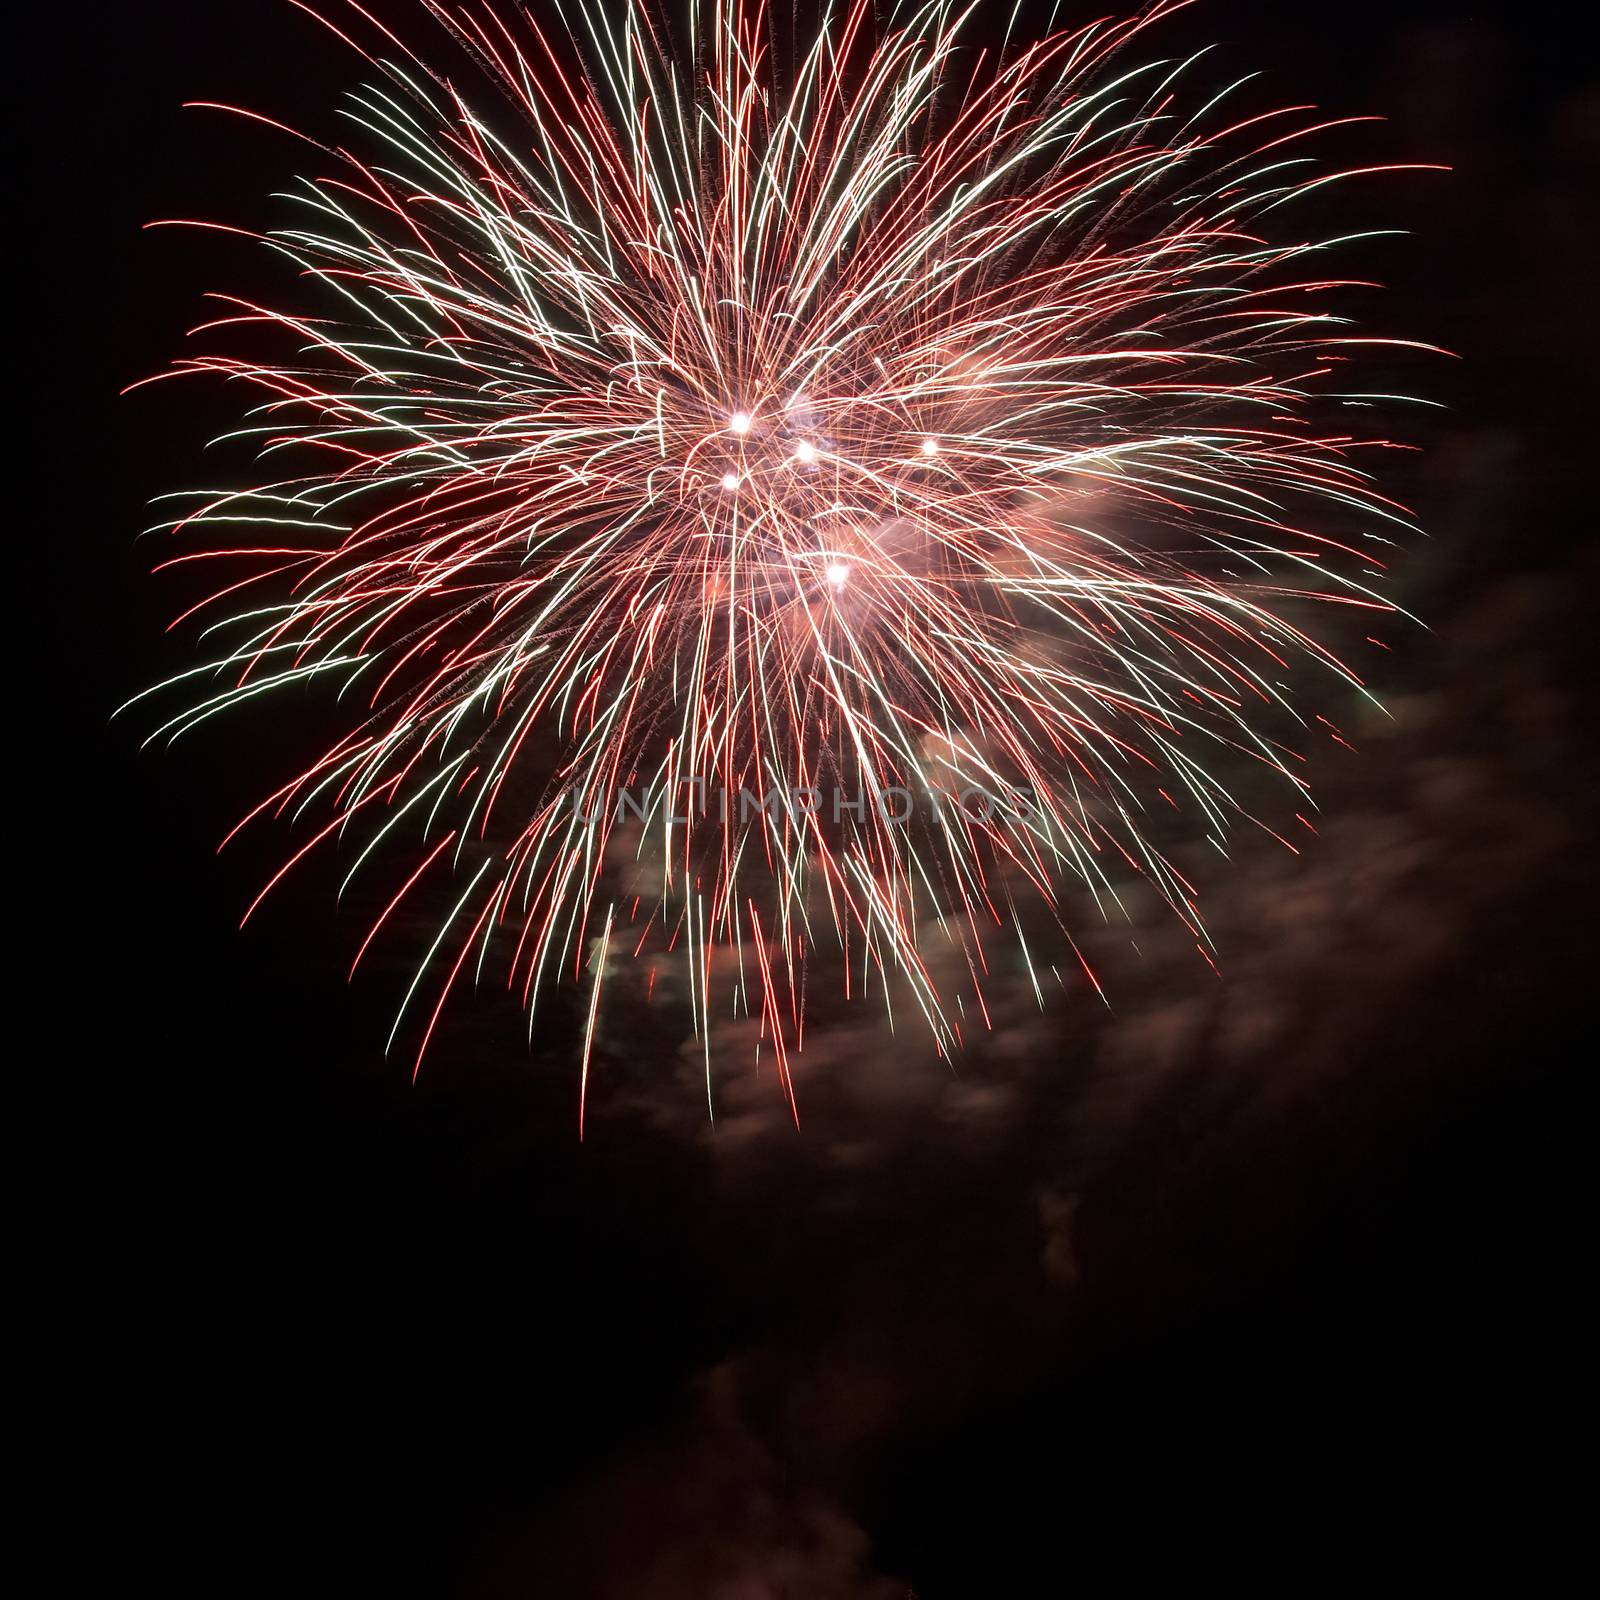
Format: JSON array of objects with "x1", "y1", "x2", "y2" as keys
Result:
[{"x1": 130, "y1": 0, "x2": 1439, "y2": 1124}]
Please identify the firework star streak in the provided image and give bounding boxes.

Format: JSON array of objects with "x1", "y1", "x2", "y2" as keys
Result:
[{"x1": 129, "y1": 0, "x2": 1439, "y2": 1122}]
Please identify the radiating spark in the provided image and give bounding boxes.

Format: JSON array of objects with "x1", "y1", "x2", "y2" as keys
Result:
[{"x1": 129, "y1": 0, "x2": 1439, "y2": 1121}]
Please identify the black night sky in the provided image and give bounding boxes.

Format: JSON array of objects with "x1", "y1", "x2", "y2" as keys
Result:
[{"x1": 41, "y1": 1, "x2": 1594, "y2": 1591}]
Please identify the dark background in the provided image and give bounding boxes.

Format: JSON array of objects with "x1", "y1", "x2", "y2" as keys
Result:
[{"x1": 40, "y1": 0, "x2": 1593, "y2": 1591}]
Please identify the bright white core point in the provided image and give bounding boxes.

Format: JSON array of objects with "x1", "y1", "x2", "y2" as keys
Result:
[
  {"x1": 720, "y1": 472, "x2": 740, "y2": 491},
  {"x1": 729, "y1": 410, "x2": 752, "y2": 435},
  {"x1": 795, "y1": 440, "x2": 817, "y2": 464},
  {"x1": 825, "y1": 562, "x2": 852, "y2": 587},
  {"x1": 920, "y1": 437, "x2": 939, "y2": 456}
]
